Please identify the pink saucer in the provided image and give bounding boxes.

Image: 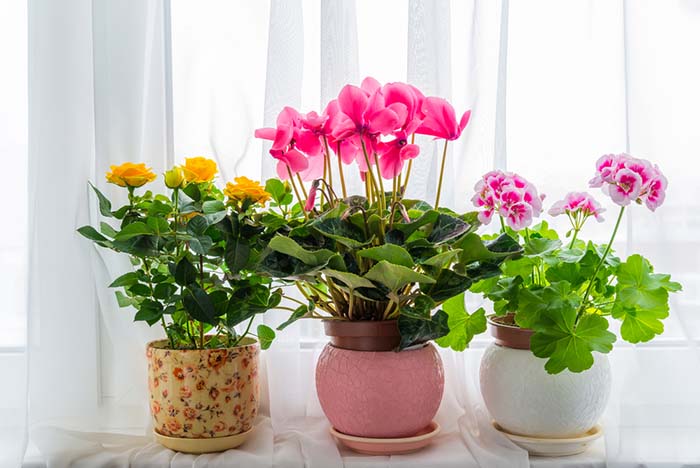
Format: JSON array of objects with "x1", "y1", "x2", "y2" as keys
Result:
[{"x1": 330, "y1": 421, "x2": 440, "y2": 455}]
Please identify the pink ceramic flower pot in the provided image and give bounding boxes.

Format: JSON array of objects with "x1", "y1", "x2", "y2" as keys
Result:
[{"x1": 315, "y1": 342, "x2": 445, "y2": 438}]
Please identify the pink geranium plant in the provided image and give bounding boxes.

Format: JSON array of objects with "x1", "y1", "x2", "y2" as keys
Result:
[
  {"x1": 254, "y1": 77, "x2": 521, "y2": 350},
  {"x1": 470, "y1": 156, "x2": 681, "y2": 374}
]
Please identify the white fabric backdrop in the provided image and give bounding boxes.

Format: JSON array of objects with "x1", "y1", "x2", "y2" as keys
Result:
[{"x1": 2, "y1": 0, "x2": 699, "y2": 467}]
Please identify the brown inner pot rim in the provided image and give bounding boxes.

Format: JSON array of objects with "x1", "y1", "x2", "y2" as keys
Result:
[
  {"x1": 487, "y1": 314, "x2": 533, "y2": 350},
  {"x1": 147, "y1": 335, "x2": 259, "y2": 351},
  {"x1": 323, "y1": 319, "x2": 401, "y2": 352}
]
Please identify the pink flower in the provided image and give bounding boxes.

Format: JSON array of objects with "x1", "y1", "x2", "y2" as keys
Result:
[
  {"x1": 376, "y1": 131, "x2": 420, "y2": 178},
  {"x1": 471, "y1": 170, "x2": 543, "y2": 230},
  {"x1": 255, "y1": 107, "x2": 310, "y2": 180},
  {"x1": 415, "y1": 97, "x2": 471, "y2": 141},
  {"x1": 304, "y1": 180, "x2": 319, "y2": 212},
  {"x1": 549, "y1": 192, "x2": 605, "y2": 222},
  {"x1": 590, "y1": 153, "x2": 667, "y2": 210}
]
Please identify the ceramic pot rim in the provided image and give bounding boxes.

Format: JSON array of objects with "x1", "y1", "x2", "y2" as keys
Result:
[
  {"x1": 323, "y1": 319, "x2": 401, "y2": 352},
  {"x1": 487, "y1": 314, "x2": 533, "y2": 350},
  {"x1": 147, "y1": 335, "x2": 259, "y2": 352}
]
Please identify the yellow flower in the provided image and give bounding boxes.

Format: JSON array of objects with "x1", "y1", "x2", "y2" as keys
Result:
[
  {"x1": 224, "y1": 177, "x2": 271, "y2": 205},
  {"x1": 182, "y1": 157, "x2": 217, "y2": 183},
  {"x1": 164, "y1": 166, "x2": 185, "y2": 189},
  {"x1": 105, "y1": 162, "x2": 156, "y2": 188}
]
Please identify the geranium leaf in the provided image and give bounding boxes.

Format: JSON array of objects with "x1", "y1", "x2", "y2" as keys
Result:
[
  {"x1": 612, "y1": 254, "x2": 681, "y2": 343},
  {"x1": 530, "y1": 312, "x2": 616, "y2": 374},
  {"x1": 435, "y1": 292, "x2": 486, "y2": 351}
]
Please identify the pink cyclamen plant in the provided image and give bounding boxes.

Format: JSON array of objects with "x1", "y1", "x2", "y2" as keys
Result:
[
  {"x1": 471, "y1": 170, "x2": 544, "y2": 230},
  {"x1": 255, "y1": 76, "x2": 471, "y2": 211}
]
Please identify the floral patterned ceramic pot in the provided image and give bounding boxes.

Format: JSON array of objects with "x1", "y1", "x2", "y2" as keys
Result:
[
  {"x1": 316, "y1": 320, "x2": 444, "y2": 440},
  {"x1": 147, "y1": 337, "x2": 260, "y2": 453}
]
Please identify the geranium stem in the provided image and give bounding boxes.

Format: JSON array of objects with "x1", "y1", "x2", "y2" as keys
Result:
[
  {"x1": 576, "y1": 206, "x2": 625, "y2": 323},
  {"x1": 434, "y1": 139, "x2": 449, "y2": 208}
]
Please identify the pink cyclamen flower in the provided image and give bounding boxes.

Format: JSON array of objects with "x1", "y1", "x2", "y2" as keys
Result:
[
  {"x1": 471, "y1": 170, "x2": 543, "y2": 230},
  {"x1": 415, "y1": 97, "x2": 471, "y2": 141},
  {"x1": 255, "y1": 107, "x2": 310, "y2": 180},
  {"x1": 590, "y1": 153, "x2": 667, "y2": 211},
  {"x1": 548, "y1": 192, "x2": 605, "y2": 222},
  {"x1": 304, "y1": 181, "x2": 319, "y2": 212}
]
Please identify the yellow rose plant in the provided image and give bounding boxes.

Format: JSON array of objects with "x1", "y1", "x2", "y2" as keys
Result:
[{"x1": 78, "y1": 158, "x2": 289, "y2": 350}]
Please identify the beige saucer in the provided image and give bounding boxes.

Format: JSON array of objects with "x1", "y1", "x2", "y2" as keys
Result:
[
  {"x1": 330, "y1": 421, "x2": 440, "y2": 455},
  {"x1": 153, "y1": 426, "x2": 254, "y2": 454},
  {"x1": 493, "y1": 422, "x2": 603, "y2": 457}
]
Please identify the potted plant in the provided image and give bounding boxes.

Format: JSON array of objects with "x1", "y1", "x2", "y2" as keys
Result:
[
  {"x1": 468, "y1": 156, "x2": 681, "y2": 452},
  {"x1": 77, "y1": 158, "x2": 282, "y2": 453},
  {"x1": 253, "y1": 77, "x2": 521, "y2": 451}
]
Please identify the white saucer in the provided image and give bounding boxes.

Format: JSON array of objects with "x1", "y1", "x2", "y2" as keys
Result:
[{"x1": 493, "y1": 422, "x2": 603, "y2": 457}]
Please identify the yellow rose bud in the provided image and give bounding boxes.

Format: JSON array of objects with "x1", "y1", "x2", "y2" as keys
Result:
[
  {"x1": 224, "y1": 176, "x2": 271, "y2": 206},
  {"x1": 164, "y1": 166, "x2": 185, "y2": 189},
  {"x1": 182, "y1": 157, "x2": 218, "y2": 183},
  {"x1": 105, "y1": 162, "x2": 157, "y2": 188}
]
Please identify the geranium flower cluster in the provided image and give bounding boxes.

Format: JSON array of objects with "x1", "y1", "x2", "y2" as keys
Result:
[
  {"x1": 471, "y1": 170, "x2": 544, "y2": 230},
  {"x1": 255, "y1": 77, "x2": 471, "y2": 191},
  {"x1": 589, "y1": 153, "x2": 667, "y2": 211},
  {"x1": 549, "y1": 192, "x2": 605, "y2": 222}
]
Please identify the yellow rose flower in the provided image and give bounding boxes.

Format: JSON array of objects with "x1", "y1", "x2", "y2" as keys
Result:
[
  {"x1": 182, "y1": 157, "x2": 217, "y2": 183},
  {"x1": 164, "y1": 166, "x2": 185, "y2": 189},
  {"x1": 105, "y1": 162, "x2": 157, "y2": 188},
  {"x1": 224, "y1": 177, "x2": 271, "y2": 205}
]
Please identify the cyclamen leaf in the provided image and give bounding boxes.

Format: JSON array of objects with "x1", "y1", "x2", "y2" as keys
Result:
[
  {"x1": 364, "y1": 261, "x2": 435, "y2": 292},
  {"x1": 398, "y1": 310, "x2": 449, "y2": 349},
  {"x1": 427, "y1": 214, "x2": 470, "y2": 244},
  {"x1": 358, "y1": 244, "x2": 414, "y2": 268},
  {"x1": 435, "y1": 293, "x2": 487, "y2": 351}
]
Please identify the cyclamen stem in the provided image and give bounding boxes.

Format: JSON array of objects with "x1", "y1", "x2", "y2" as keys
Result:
[
  {"x1": 434, "y1": 139, "x2": 449, "y2": 208},
  {"x1": 401, "y1": 133, "x2": 416, "y2": 195},
  {"x1": 575, "y1": 205, "x2": 626, "y2": 323},
  {"x1": 336, "y1": 142, "x2": 347, "y2": 199}
]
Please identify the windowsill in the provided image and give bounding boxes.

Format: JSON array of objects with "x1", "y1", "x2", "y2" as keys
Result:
[{"x1": 21, "y1": 431, "x2": 606, "y2": 467}]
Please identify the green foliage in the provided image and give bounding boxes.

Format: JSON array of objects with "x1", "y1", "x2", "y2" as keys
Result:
[
  {"x1": 78, "y1": 175, "x2": 296, "y2": 350},
  {"x1": 472, "y1": 223, "x2": 681, "y2": 374},
  {"x1": 258, "y1": 195, "x2": 520, "y2": 348},
  {"x1": 435, "y1": 293, "x2": 487, "y2": 351}
]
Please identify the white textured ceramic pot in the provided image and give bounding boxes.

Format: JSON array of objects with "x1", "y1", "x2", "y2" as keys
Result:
[{"x1": 479, "y1": 316, "x2": 611, "y2": 438}]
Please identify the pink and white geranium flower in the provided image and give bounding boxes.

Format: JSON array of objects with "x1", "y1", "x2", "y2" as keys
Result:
[
  {"x1": 549, "y1": 192, "x2": 605, "y2": 222},
  {"x1": 589, "y1": 153, "x2": 667, "y2": 211},
  {"x1": 472, "y1": 170, "x2": 544, "y2": 230}
]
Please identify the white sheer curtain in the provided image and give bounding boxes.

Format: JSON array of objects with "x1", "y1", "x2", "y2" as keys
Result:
[{"x1": 5, "y1": 0, "x2": 700, "y2": 467}]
